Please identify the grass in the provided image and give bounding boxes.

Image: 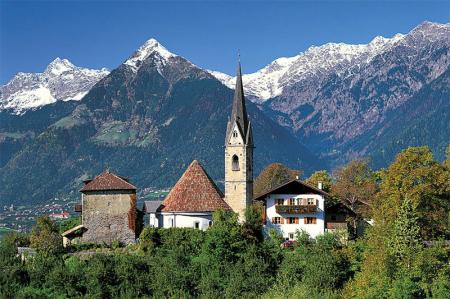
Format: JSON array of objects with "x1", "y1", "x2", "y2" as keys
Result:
[
  {"x1": 51, "y1": 116, "x2": 82, "y2": 129},
  {"x1": 94, "y1": 121, "x2": 138, "y2": 145},
  {"x1": 0, "y1": 132, "x2": 28, "y2": 139},
  {"x1": 0, "y1": 227, "x2": 18, "y2": 240}
]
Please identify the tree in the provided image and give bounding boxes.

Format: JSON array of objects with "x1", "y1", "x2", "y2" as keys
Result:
[
  {"x1": 305, "y1": 170, "x2": 333, "y2": 193},
  {"x1": 332, "y1": 159, "x2": 377, "y2": 229},
  {"x1": 376, "y1": 146, "x2": 450, "y2": 239},
  {"x1": 254, "y1": 163, "x2": 302, "y2": 197},
  {"x1": 30, "y1": 216, "x2": 64, "y2": 255},
  {"x1": 389, "y1": 195, "x2": 421, "y2": 269}
]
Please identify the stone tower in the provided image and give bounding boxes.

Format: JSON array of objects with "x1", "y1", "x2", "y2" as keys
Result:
[{"x1": 224, "y1": 60, "x2": 253, "y2": 220}]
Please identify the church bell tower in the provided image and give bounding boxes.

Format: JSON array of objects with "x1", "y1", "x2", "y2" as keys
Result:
[{"x1": 224, "y1": 60, "x2": 253, "y2": 220}]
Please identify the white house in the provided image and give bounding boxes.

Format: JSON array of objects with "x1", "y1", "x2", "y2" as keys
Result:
[
  {"x1": 142, "y1": 200, "x2": 163, "y2": 227},
  {"x1": 155, "y1": 160, "x2": 231, "y2": 230},
  {"x1": 254, "y1": 180, "x2": 330, "y2": 239}
]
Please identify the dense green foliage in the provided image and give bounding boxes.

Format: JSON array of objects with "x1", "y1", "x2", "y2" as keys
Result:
[{"x1": 0, "y1": 146, "x2": 449, "y2": 298}]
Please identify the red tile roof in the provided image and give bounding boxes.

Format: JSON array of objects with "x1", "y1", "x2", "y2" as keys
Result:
[
  {"x1": 80, "y1": 170, "x2": 137, "y2": 192},
  {"x1": 161, "y1": 160, "x2": 231, "y2": 213}
]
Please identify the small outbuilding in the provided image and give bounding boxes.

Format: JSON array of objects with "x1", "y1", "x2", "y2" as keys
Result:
[{"x1": 142, "y1": 200, "x2": 163, "y2": 227}]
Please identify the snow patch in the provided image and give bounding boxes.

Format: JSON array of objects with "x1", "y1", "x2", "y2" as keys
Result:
[
  {"x1": 3, "y1": 86, "x2": 56, "y2": 114},
  {"x1": 124, "y1": 38, "x2": 177, "y2": 73}
]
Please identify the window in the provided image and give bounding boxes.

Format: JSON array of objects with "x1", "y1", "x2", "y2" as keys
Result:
[
  {"x1": 286, "y1": 217, "x2": 298, "y2": 224},
  {"x1": 233, "y1": 131, "x2": 238, "y2": 138},
  {"x1": 276, "y1": 198, "x2": 284, "y2": 206},
  {"x1": 194, "y1": 221, "x2": 200, "y2": 229},
  {"x1": 272, "y1": 217, "x2": 282, "y2": 224},
  {"x1": 307, "y1": 198, "x2": 315, "y2": 205},
  {"x1": 208, "y1": 221, "x2": 213, "y2": 227},
  {"x1": 304, "y1": 217, "x2": 317, "y2": 224},
  {"x1": 288, "y1": 198, "x2": 296, "y2": 206},
  {"x1": 232, "y1": 155, "x2": 239, "y2": 171},
  {"x1": 288, "y1": 233, "x2": 295, "y2": 240}
]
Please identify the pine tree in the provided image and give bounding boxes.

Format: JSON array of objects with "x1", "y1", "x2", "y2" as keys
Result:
[{"x1": 389, "y1": 195, "x2": 421, "y2": 269}]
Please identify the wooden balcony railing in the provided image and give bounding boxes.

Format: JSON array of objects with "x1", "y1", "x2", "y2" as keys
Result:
[
  {"x1": 326, "y1": 222, "x2": 348, "y2": 230},
  {"x1": 275, "y1": 204, "x2": 317, "y2": 214}
]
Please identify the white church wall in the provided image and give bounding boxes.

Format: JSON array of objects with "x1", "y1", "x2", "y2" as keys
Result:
[{"x1": 159, "y1": 212, "x2": 213, "y2": 230}]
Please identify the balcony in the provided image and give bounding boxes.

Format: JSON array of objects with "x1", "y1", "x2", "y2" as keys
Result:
[
  {"x1": 275, "y1": 204, "x2": 317, "y2": 214},
  {"x1": 326, "y1": 222, "x2": 348, "y2": 230}
]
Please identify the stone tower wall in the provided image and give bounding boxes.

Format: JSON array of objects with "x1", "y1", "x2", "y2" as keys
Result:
[
  {"x1": 81, "y1": 190, "x2": 136, "y2": 244},
  {"x1": 224, "y1": 125, "x2": 253, "y2": 220}
]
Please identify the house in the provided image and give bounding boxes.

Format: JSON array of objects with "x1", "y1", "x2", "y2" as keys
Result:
[
  {"x1": 142, "y1": 200, "x2": 163, "y2": 227},
  {"x1": 156, "y1": 160, "x2": 231, "y2": 230},
  {"x1": 254, "y1": 180, "x2": 329, "y2": 239},
  {"x1": 74, "y1": 170, "x2": 139, "y2": 244},
  {"x1": 325, "y1": 202, "x2": 355, "y2": 233},
  {"x1": 49, "y1": 212, "x2": 70, "y2": 219}
]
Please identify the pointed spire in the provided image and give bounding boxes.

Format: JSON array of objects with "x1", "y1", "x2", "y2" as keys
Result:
[{"x1": 226, "y1": 58, "x2": 251, "y2": 145}]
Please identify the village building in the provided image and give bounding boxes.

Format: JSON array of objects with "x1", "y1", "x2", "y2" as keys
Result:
[
  {"x1": 142, "y1": 200, "x2": 163, "y2": 227},
  {"x1": 72, "y1": 170, "x2": 139, "y2": 245},
  {"x1": 153, "y1": 160, "x2": 231, "y2": 230},
  {"x1": 254, "y1": 179, "x2": 329, "y2": 239}
]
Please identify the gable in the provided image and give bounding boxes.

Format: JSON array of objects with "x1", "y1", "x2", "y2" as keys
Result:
[
  {"x1": 253, "y1": 180, "x2": 329, "y2": 201},
  {"x1": 226, "y1": 121, "x2": 245, "y2": 145}
]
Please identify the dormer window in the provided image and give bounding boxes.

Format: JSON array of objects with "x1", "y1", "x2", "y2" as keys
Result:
[{"x1": 232, "y1": 155, "x2": 239, "y2": 171}]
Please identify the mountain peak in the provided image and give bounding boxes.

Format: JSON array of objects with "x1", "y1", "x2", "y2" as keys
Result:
[
  {"x1": 124, "y1": 38, "x2": 177, "y2": 72},
  {"x1": 45, "y1": 57, "x2": 76, "y2": 75}
]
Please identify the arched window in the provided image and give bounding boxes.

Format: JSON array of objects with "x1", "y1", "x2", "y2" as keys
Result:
[
  {"x1": 232, "y1": 155, "x2": 239, "y2": 171},
  {"x1": 233, "y1": 131, "x2": 238, "y2": 138}
]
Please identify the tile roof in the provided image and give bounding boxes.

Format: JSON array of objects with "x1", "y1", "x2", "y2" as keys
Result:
[
  {"x1": 160, "y1": 160, "x2": 231, "y2": 213},
  {"x1": 80, "y1": 170, "x2": 137, "y2": 192},
  {"x1": 143, "y1": 200, "x2": 163, "y2": 213}
]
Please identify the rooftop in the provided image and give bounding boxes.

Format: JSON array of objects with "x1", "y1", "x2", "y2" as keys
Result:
[
  {"x1": 160, "y1": 160, "x2": 230, "y2": 213},
  {"x1": 80, "y1": 170, "x2": 136, "y2": 193}
]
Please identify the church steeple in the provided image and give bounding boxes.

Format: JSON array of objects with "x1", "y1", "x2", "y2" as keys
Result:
[
  {"x1": 224, "y1": 58, "x2": 254, "y2": 221},
  {"x1": 225, "y1": 61, "x2": 252, "y2": 146}
]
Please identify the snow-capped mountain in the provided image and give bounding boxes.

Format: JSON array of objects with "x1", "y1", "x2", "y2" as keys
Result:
[
  {"x1": 211, "y1": 33, "x2": 405, "y2": 101},
  {"x1": 210, "y1": 21, "x2": 449, "y2": 165},
  {"x1": 0, "y1": 58, "x2": 109, "y2": 114},
  {"x1": 124, "y1": 38, "x2": 178, "y2": 74}
]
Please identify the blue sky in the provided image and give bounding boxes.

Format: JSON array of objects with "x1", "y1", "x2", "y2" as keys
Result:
[{"x1": 1, "y1": 0, "x2": 449, "y2": 84}]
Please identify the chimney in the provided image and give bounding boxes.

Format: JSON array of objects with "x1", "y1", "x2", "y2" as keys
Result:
[{"x1": 317, "y1": 181, "x2": 323, "y2": 190}]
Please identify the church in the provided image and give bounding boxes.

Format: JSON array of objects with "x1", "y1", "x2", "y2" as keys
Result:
[
  {"x1": 148, "y1": 60, "x2": 254, "y2": 228},
  {"x1": 68, "y1": 60, "x2": 345, "y2": 245}
]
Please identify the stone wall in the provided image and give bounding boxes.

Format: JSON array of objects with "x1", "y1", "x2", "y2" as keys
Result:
[
  {"x1": 81, "y1": 190, "x2": 136, "y2": 244},
  {"x1": 224, "y1": 122, "x2": 253, "y2": 220}
]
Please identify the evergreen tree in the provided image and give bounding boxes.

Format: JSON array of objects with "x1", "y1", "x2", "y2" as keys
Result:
[{"x1": 389, "y1": 195, "x2": 421, "y2": 269}]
